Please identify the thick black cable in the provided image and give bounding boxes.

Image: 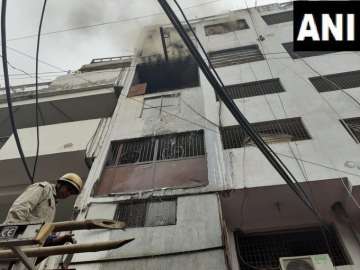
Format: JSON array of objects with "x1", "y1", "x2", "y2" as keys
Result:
[
  {"x1": 1, "y1": 0, "x2": 33, "y2": 183},
  {"x1": 158, "y1": 0, "x2": 321, "y2": 218},
  {"x1": 32, "y1": 0, "x2": 48, "y2": 179},
  {"x1": 172, "y1": 0, "x2": 323, "y2": 218}
]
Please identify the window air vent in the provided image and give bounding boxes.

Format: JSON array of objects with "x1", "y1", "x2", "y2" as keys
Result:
[
  {"x1": 262, "y1": 10, "x2": 293, "y2": 25},
  {"x1": 220, "y1": 117, "x2": 310, "y2": 149},
  {"x1": 205, "y1": 19, "x2": 249, "y2": 36},
  {"x1": 209, "y1": 44, "x2": 264, "y2": 68},
  {"x1": 219, "y1": 78, "x2": 285, "y2": 100},
  {"x1": 282, "y1": 42, "x2": 335, "y2": 59},
  {"x1": 309, "y1": 70, "x2": 360, "y2": 93},
  {"x1": 341, "y1": 117, "x2": 360, "y2": 143}
]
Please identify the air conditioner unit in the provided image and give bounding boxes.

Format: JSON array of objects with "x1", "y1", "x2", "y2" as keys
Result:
[{"x1": 280, "y1": 254, "x2": 335, "y2": 270}]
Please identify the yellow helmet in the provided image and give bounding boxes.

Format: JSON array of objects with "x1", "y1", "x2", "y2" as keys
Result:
[{"x1": 58, "y1": 173, "x2": 83, "y2": 194}]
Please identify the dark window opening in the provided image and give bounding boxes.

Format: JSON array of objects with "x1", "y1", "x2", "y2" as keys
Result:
[
  {"x1": 107, "y1": 130, "x2": 205, "y2": 166},
  {"x1": 132, "y1": 56, "x2": 199, "y2": 95},
  {"x1": 114, "y1": 198, "x2": 177, "y2": 228},
  {"x1": 209, "y1": 44, "x2": 264, "y2": 68},
  {"x1": 205, "y1": 19, "x2": 249, "y2": 36},
  {"x1": 341, "y1": 117, "x2": 360, "y2": 143},
  {"x1": 0, "y1": 136, "x2": 9, "y2": 149},
  {"x1": 262, "y1": 10, "x2": 293, "y2": 25},
  {"x1": 220, "y1": 117, "x2": 311, "y2": 149},
  {"x1": 309, "y1": 70, "x2": 360, "y2": 93},
  {"x1": 283, "y1": 42, "x2": 335, "y2": 59},
  {"x1": 217, "y1": 78, "x2": 285, "y2": 100},
  {"x1": 235, "y1": 226, "x2": 350, "y2": 270}
]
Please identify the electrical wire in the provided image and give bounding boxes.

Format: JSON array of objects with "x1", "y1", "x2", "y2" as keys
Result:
[
  {"x1": 169, "y1": 0, "x2": 321, "y2": 216},
  {"x1": 1, "y1": 0, "x2": 33, "y2": 183},
  {"x1": 32, "y1": 0, "x2": 48, "y2": 180},
  {"x1": 6, "y1": 0, "x2": 224, "y2": 42}
]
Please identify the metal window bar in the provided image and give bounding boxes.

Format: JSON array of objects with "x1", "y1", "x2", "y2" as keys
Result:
[
  {"x1": 114, "y1": 199, "x2": 177, "y2": 228},
  {"x1": 220, "y1": 118, "x2": 311, "y2": 149},
  {"x1": 107, "y1": 130, "x2": 205, "y2": 165},
  {"x1": 217, "y1": 78, "x2": 286, "y2": 100},
  {"x1": 107, "y1": 137, "x2": 156, "y2": 166},
  {"x1": 341, "y1": 117, "x2": 360, "y2": 143},
  {"x1": 282, "y1": 42, "x2": 335, "y2": 59},
  {"x1": 209, "y1": 45, "x2": 264, "y2": 68},
  {"x1": 261, "y1": 10, "x2": 293, "y2": 25},
  {"x1": 157, "y1": 130, "x2": 205, "y2": 161},
  {"x1": 235, "y1": 226, "x2": 350, "y2": 270},
  {"x1": 309, "y1": 70, "x2": 360, "y2": 93},
  {"x1": 114, "y1": 201, "x2": 147, "y2": 228}
]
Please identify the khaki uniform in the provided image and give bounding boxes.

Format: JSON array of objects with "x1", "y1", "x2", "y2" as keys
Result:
[{"x1": 4, "y1": 182, "x2": 56, "y2": 224}]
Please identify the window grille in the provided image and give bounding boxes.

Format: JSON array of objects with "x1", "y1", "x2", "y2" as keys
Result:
[
  {"x1": 341, "y1": 117, "x2": 360, "y2": 143},
  {"x1": 209, "y1": 45, "x2": 264, "y2": 68},
  {"x1": 262, "y1": 10, "x2": 293, "y2": 25},
  {"x1": 220, "y1": 118, "x2": 310, "y2": 149},
  {"x1": 107, "y1": 130, "x2": 205, "y2": 165},
  {"x1": 235, "y1": 226, "x2": 350, "y2": 270},
  {"x1": 107, "y1": 137, "x2": 156, "y2": 166},
  {"x1": 283, "y1": 42, "x2": 335, "y2": 59},
  {"x1": 218, "y1": 78, "x2": 285, "y2": 100},
  {"x1": 142, "y1": 94, "x2": 180, "y2": 118},
  {"x1": 114, "y1": 199, "x2": 177, "y2": 228},
  {"x1": 205, "y1": 19, "x2": 249, "y2": 36},
  {"x1": 157, "y1": 131, "x2": 205, "y2": 160},
  {"x1": 309, "y1": 70, "x2": 360, "y2": 93}
]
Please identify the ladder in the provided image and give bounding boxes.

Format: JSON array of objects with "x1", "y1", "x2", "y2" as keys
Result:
[{"x1": 0, "y1": 219, "x2": 133, "y2": 270}]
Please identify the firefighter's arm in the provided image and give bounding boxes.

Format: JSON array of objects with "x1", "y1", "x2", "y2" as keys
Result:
[{"x1": 6, "y1": 184, "x2": 47, "y2": 222}]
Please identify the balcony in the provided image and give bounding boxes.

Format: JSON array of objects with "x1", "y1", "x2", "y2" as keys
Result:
[
  {"x1": 0, "y1": 118, "x2": 105, "y2": 222},
  {"x1": 0, "y1": 57, "x2": 131, "y2": 137}
]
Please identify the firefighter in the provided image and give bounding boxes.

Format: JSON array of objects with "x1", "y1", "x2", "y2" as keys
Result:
[
  {"x1": 4, "y1": 173, "x2": 83, "y2": 245},
  {"x1": 5, "y1": 173, "x2": 83, "y2": 224},
  {"x1": 2, "y1": 173, "x2": 83, "y2": 267}
]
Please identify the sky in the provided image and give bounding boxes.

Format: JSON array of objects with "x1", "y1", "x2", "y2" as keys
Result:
[{"x1": 0, "y1": 0, "x2": 286, "y2": 86}]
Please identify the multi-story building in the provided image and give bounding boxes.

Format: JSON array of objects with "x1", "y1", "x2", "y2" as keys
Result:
[{"x1": 2, "y1": 1, "x2": 360, "y2": 269}]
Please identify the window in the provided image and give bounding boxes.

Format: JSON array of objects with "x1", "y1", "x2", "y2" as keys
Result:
[
  {"x1": 95, "y1": 130, "x2": 208, "y2": 195},
  {"x1": 218, "y1": 78, "x2": 285, "y2": 100},
  {"x1": 220, "y1": 118, "x2": 311, "y2": 149},
  {"x1": 309, "y1": 70, "x2": 360, "y2": 93},
  {"x1": 283, "y1": 42, "x2": 335, "y2": 59},
  {"x1": 133, "y1": 56, "x2": 199, "y2": 95},
  {"x1": 341, "y1": 117, "x2": 360, "y2": 143},
  {"x1": 205, "y1": 19, "x2": 249, "y2": 36},
  {"x1": 235, "y1": 226, "x2": 350, "y2": 270},
  {"x1": 141, "y1": 94, "x2": 180, "y2": 119},
  {"x1": 262, "y1": 10, "x2": 293, "y2": 25},
  {"x1": 107, "y1": 130, "x2": 205, "y2": 165},
  {"x1": 114, "y1": 198, "x2": 177, "y2": 228},
  {"x1": 209, "y1": 45, "x2": 264, "y2": 68}
]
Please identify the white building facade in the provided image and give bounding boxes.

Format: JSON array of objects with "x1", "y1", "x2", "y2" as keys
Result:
[{"x1": 2, "y1": 2, "x2": 360, "y2": 270}]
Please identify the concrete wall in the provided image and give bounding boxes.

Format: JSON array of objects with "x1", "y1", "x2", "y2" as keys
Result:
[
  {"x1": 195, "y1": 7, "x2": 360, "y2": 190},
  {"x1": 71, "y1": 194, "x2": 224, "y2": 264},
  {"x1": 70, "y1": 249, "x2": 226, "y2": 270},
  {"x1": 70, "y1": 4, "x2": 360, "y2": 270},
  {"x1": 0, "y1": 118, "x2": 101, "y2": 159}
]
